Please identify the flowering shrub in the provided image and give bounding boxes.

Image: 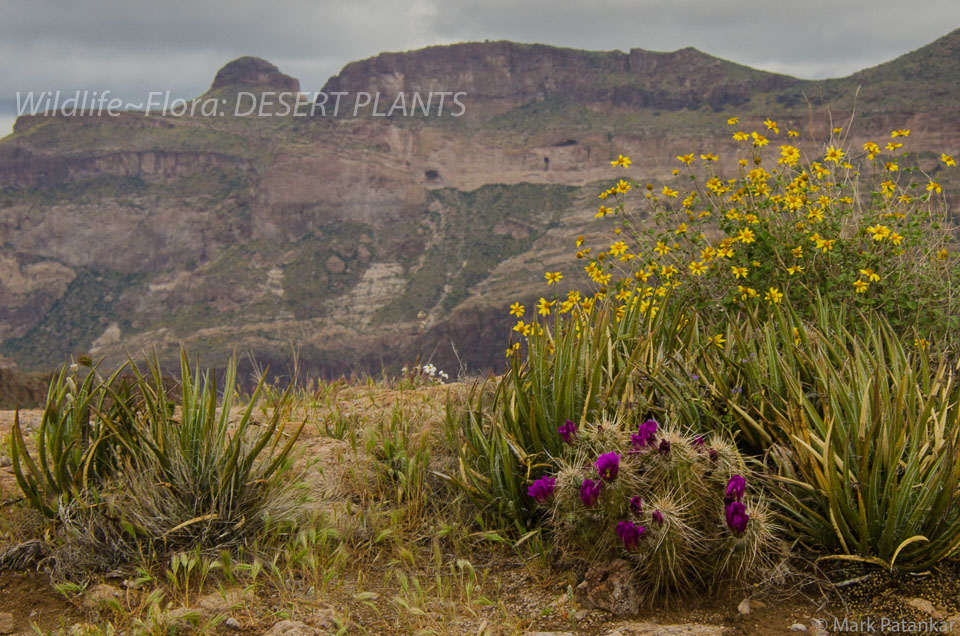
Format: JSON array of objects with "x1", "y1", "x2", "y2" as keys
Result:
[
  {"x1": 530, "y1": 417, "x2": 782, "y2": 601},
  {"x1": 514, "y1": 119, "x2": 959, "y2": 351}
]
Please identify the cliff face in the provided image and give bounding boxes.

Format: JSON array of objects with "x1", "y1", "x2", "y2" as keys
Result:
[
  {"x1": 323, "y1": 41, "x2": 800, "y2": 112},
  {"x1": 0, "y1": 37, "x2": 958, "y2": 377}
]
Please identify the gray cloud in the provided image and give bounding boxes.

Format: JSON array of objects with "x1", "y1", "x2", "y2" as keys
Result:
[{"x1": 1, "y1": 0, "x2": 957, "y2": 136}]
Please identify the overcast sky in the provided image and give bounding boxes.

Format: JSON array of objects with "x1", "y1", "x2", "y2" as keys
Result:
[{"x1": 1, "y1": 0, "x2": 958, "y2": 137}]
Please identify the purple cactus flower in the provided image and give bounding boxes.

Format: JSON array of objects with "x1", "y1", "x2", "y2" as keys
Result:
[
  {"x1": 658, "y1": 439, "x2": 672, "y2": 455},
  {"x1": 691, "y1": 435, "x2": 706, "y2": 449},
  {"x1": 630, "y1": 419, "x2": 658, "y2": 452},
  {"x1": 725, "y1": 500, "x2": 750, "y2": 535},
  {"x1": 558, "y1": 419, "x2": 578, "y2": 444},
  {"x1": 580, "y1": 478, "x2": 602, "y2": 507},
  {"x1": 708, "y1": 447, "x2": 719, "y2": 461},
  {"x1": 651, "y1": 509, "x2": 664, "y2": 526},
  {"x1": 630, "y1": 496, "x2": 643, "y2": 517},
  {"x1": 594, "y1": 452, "x2": 621, "y2": 481},
  {"x1": 527, "y1": 475, "x2": 556, "y2": 503},
  {"x1": 616, "y1": 520, "x2": 645, "y2": 550},
  {"x1": 725, "y1": 474, "x2": 746, "y2": 504}
]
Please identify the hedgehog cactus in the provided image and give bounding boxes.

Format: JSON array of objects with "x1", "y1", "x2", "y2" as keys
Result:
[{"x1": 531, "y1": 417, "x2": 783, "y2": 602}]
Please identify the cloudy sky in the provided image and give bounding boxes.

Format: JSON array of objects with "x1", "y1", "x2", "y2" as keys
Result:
[{"x1": 1, "y1": 0, "x2": 958, "y2": 136}]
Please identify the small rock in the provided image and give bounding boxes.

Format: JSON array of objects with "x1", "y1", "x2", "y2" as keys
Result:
[
  {"x1": 905, "y1": 597, "x2": 948, "y2": 620},
  {"x1": 790, "y1": 624, "x2": 807, "y2": 631},
  {"x1": 197, "y1": 588, "x2": 253, "y2": 614},
  {"x1": 0, "y1": 612, "x2": 14, "y2": 635},
  {"x1": 224, "y1": 617, "x2": 241, "y2": 630},
  {"x1": 314, "y1": 609, "x2": 337, "y2": 630},
  {"x1": 160, "y1": 607, "x2": 201, "y2": 632},
  {"x1": 737, "y1": 597, "x2": 766, "y2": 615},
  {"x1": 575, "y1": 559, "x2": 640, "y2": 617},
  {"x1": 264, "y1": 620, "x2": 317, "y2": 636},
  {"x1": 81, "y1": 583, "x2": 121, "y2": 610}
]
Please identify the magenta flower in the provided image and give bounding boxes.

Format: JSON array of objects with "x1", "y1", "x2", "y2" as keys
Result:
[
  {"x1": 725, "y1": 500, "x2": 750, "y2": 535},
  {"x1": 558, "y1": 419, "x2": 578, "y2": 444},
  {"x1": 594, "y1": 452, "x2": 621, "y2": 481},
  {"x1": 708, "y1": 447, "x2": 719, "y2": 461},
  {"x1": 580, "y1": 478, "x2": 602, "y2": 507},
  {"x1": 691, "y1": 435, "x2": 706, "y2": 449},
  {"x1": 527, "y1": 475, "x2": 556, "y2": 503},
  {"x1": 616, "y1": 520, "x2": 645, "y2": 550},
  {"x1": 658, "y1": 439, "x2": 671, "y2": 455},
  {"x1": 636, "y1": 419, "x2": 658, "y2": 447},
  {"x1": 725, "y1": 474, "x2": 746, "y2": 504},
  {"x1": 651, "y1": 509, "x2": 664, "y2": 526},
  {"x1": 630, "y1": 496, "x2": 643, "y2": 517}
]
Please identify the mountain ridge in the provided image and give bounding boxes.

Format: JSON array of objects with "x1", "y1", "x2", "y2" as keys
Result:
[{"x1": 0, "y1": 33, "x2": 958, "y2": 377}]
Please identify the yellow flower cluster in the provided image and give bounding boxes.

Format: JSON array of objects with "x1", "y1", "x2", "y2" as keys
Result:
[{"x1": 503, "y1": 119, "x2": 956, "y2": 353}]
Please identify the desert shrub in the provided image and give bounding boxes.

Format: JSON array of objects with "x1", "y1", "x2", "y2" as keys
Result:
[
  {"x1": 582, "y1": 122, "x2": 959, "y2": 345},
  {"x1": 533, "y1": 417, "x2": 783, "y2": 601}
]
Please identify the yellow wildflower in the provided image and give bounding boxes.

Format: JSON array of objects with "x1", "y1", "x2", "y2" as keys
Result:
[
  {"x1": 708, "y1": 334, "x2": 726, "y2": 348},
  {"x1": 853, "y1": 279, "x2": 869, "y2": 294},
  {"x1": 765, "y1": 287, "x2": 784, "y2": 304},
  {"x1": 611, "y1": 154, "x2": 632, "y2": 167},
  {"x1": 927, "y1": 181, "x2": 942, "y2": 194},
  {"x1": 609, "y1": 241, "x2": 628, "y2": 256},
  {"x1": 537, "y1": 297, "x2": 555, "y2": 316},
  {"x1": 727, "y1": 117, "x2": 739, "y2": 125},
  {"x1": 688, "y1": 261, "x2": 707, "y2": 276},
  {"x1": 891, "y1": 129, "x2": 910, "y2": 138},
  {"x1": 509, "y1": 302, "x2": 525, "y2": 317},
  {"x1": 544, "y1": 271, "x2": 563, "y2": 285},
  {"x1": 676, "y1": 154, "x2": 695, "y2": 165},
  {"x1": 824, "y1": 145, "x2": 845, "y2": 164},
  {"x1": 941, "y1": 153, "x2": 956, "y2": 167},
  {"x1": 731, "y1": 266, "x2": 748, "y2": 279},
  {"x1": 859, "y1": 268, "x2": 880, "y2": 282},
  {"x1": 661, "y1": 186, "x2": 679, "y2": 198}
]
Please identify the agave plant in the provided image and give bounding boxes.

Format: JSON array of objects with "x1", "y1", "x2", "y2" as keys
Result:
[
  {"x1": 9, "y1": 358, "x2": 141, "y2": 517},
  {"x1": 690, "y1": 299, "x2": 960, "y2": 570},
  {"x1": 110, "y1": 349, "x2": 307, "y2": 554}
]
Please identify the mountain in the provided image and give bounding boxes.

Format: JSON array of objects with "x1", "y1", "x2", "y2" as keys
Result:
[{"x1": 0, "y1": 32, "x2": 958, "y2": 378}]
